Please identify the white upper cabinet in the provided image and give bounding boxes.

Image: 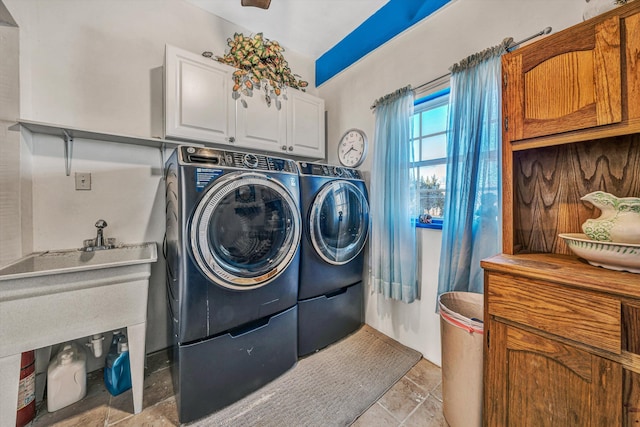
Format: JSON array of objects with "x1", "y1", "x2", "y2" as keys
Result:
[
  {"x1": 164, "y1": 45, "x2": 236, "y2": 144},
  {"x1": 164, "y1": 45, "x2": 325, "y2": 159},
  {"x1": 287, "y1": 89, "x2": 325, "y2": 158},
  {"x1": 235, "y1": 93, "x2": 287, "y2": 154}
]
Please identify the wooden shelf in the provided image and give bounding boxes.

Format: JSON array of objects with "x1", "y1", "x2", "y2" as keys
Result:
[
  {"x1": 510, "y1": 117, "x2": 640, "y2": 152},
  {"x1": 481, "y1": 253, "x2": 640, "y2": 300}
]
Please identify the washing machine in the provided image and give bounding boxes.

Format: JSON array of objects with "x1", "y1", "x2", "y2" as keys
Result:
[
  {"x1": 297, "y1": 161, "x2": 370, "y2": 356},
  {"x1": 165, "y1": 146, "x2": 301, "y2": 423}
]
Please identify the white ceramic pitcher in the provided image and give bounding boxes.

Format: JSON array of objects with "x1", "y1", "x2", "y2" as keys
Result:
[{"x1": 581, "y1": 191, "x2": 640, "y2": 243}]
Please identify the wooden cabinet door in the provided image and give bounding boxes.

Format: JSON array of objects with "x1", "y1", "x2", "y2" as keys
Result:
[
  {"x1": 235, "y1": 93, "x2": 288, "y2": 154},
  {"x1": 503, "y1": 14, "x2": 622, "y2": 141},
  {"x1": 485, "y1": 320, "x2": 622, "y2": 426},
  {"x1": 164, "y1": 45, "x2": 236, "y2": 144},
  {"x1": 287, "y1": 90, "x2": 325, "y2": 159}
]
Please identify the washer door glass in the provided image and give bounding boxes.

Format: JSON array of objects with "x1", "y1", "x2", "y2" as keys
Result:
[
  {"x1": 191, "y1": 172, "x2": 301, "y2": 290},
  {"x1": 310, "y1": 181, "x2": 369, "y2": 265}
]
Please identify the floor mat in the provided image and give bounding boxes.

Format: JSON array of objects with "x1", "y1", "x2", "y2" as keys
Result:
[{"x1": 190, "y1": 325, "x2": 422, "y2": 427}]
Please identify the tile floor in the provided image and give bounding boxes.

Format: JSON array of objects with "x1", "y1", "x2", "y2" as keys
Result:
[{"x1": 32, "y1": 348, "x2": 447, "y2": 426}]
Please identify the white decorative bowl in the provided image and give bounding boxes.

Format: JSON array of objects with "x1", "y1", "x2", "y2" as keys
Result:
[{"x1": 559, "y1": 233, "x2": 640, "y2": 273}]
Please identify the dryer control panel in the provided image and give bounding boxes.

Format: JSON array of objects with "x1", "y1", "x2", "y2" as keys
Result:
[
  {"x1": 298, "y1": 161, "x2": 362, "y2": 180},
  {"x1": 179, "y1": 146, "x2": 297, "y2": 173}
]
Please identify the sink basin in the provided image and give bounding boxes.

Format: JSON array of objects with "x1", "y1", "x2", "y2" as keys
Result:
[{"x1": 0, "y1": 243, "x2": 158, "y2": 280}]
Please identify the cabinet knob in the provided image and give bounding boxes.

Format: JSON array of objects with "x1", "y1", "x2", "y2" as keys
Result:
[
  {"x1": 228, "y1": 136, "x2": 235, "y2": 143},
  {"x1": 281, "y1": 145, "x2": 287, "y2": 151},
  {"x1": 288, "y1": 146, "x2": 293, "y2": 151}
]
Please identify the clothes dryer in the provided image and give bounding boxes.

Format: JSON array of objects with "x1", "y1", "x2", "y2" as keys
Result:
[
  {"x1": 297, "y1": 161, "x2": 369, "y2": 355},
  {"x1": 165, "y1": 146, "x2": 301, "y2": 423}
]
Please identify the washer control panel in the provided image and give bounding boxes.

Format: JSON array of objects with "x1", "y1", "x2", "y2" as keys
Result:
[{"x1": 180, "y1": 146, "x2": 297, "y2": 173}]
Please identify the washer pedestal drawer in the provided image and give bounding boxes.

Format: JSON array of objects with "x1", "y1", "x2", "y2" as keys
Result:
[{"x1": 174, "y1": 305, "x2": 298, "y2": 424}]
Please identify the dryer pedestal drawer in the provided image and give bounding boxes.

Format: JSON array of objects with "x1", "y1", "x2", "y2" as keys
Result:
[{"x1": 298, "y1": 281, "x2": 363, "y2": 356}]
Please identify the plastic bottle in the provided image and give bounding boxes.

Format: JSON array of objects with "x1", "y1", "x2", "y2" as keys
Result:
[
  {"x1": 47, "y1": 343, "x2": 87, "y2": 412},
  {"x1": 106, "y1": 330, "x2": 123, "y2": 360},
  {"x1": 103, "y1": 331, "x2": 132, "y2": 396}
]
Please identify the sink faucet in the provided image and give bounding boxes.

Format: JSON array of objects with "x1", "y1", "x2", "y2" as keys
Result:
[
  {"x1": 83, "y1": 219, "x2": 115, "y2": 251},
  {"x1": 95, "y1": 219, "x2": 107, "y2": 247}
]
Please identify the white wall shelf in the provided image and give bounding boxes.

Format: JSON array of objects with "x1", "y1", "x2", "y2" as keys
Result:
[
  {"x1": 11, "y1": 119, "x2": 202, "y2": 175},
  {"x1": 12, "y1": 119, "x2": 192, "y2": 149}
]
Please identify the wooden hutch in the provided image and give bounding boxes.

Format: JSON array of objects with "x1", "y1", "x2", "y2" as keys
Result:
[{"x1": 482, "y1": 1, "x2": 640, "y2": 425}]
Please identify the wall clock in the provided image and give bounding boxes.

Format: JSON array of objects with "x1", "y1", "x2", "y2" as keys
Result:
[{"x1": 338, "y1": 128, "x2": 368, "y2": 168}]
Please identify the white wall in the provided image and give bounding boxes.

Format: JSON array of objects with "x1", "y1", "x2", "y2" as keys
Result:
[
  {"x1": 318, "y1": 0, "x2": 586, "y2": 365},
  {"x1": 6, "y1": 0, "x2": 316, "y2": 137},
  {"x1": 1, "y1": 0, "x2": 316, "y2": 355},
  {"x1": 0, "y1": 19, "x2": 30, "y2": 266}
]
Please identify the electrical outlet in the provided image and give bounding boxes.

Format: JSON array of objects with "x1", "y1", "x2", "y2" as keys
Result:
[{"x1": 75, "y1": 172, "x2": 91, "y2": 190}]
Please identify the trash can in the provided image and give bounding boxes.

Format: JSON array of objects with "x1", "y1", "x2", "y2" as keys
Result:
[{"x1": 439, "y1": 291, "x2": 484, "y2": 427}]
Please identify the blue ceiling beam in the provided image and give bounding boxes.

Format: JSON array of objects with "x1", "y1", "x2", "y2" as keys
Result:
[{"x1": 315, "y1": 0, "x2": 451, "y2": 87}]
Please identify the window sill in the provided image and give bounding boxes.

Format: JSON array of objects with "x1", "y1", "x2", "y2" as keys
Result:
[{"x1": 416, "y1": 219, "x2": 443, "y2": 230}]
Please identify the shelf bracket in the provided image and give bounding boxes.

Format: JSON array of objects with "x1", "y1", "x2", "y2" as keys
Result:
[
  {"x1": 62, "y1": 129, "x2": 73, "y2": 176},
  {"x1": 160, "y1": 143, "x2": 166, "y2": 180}
]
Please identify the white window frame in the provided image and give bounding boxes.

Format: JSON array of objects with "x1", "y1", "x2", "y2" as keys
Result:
[{"x1": 411, "y1": 88, "x2": 450, "y2": 228}]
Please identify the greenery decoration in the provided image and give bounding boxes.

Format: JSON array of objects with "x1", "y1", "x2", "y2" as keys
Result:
[{"x1": 203, "y1": 32, "x2": 308, "y2": 110}]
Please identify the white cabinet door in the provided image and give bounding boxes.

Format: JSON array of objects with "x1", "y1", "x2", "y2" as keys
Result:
[
  {"x1": 287, "y1": 90, "x2": 325, "y2": 159},
  {"x1": 164, "y1": 45, "x2": 235, "y2": 144},
  {"x1": 235, "y1": 93, "x2": 288, "y2": 154}
]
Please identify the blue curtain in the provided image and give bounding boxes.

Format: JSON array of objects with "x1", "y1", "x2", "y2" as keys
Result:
[
  {"x1": 370, "y1": 86, "x2": 417, "y2": 303},
  {"x1": 437, "y1": 39, "x2": 512, "y2": 296}
]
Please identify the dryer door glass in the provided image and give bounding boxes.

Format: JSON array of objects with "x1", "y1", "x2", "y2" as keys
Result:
[
  {"x1": 310, "y1": 181, "x2": 369, "y2": 265},
  {"x1": 191, "y1": 172, "x2": 301, "y2": 290}
]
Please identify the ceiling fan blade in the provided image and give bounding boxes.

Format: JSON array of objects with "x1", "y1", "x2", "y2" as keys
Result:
[{"x1": 241, "y1": 0, "x2": 271, "y2": 9}]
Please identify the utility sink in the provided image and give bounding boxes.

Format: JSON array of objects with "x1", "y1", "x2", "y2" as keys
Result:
[
  {"x1": 0, "y1": 243, "x2": 158, "y2": 280},
  {"x1": 0, "y1": 242, "x2": 157, "y2": 427}
]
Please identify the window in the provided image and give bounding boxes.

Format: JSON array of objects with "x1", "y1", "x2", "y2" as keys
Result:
[{"x1": 411, "y1": 88, "x2": 449, "y2": 228}]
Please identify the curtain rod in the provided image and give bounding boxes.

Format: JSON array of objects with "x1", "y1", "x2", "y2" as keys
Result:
[
  {"x1": 412, "y1": 26, "x2": 552, "y2": 93},
  {"x1": 370, "y1": 26, "x2": 552, "y2": 110}
]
